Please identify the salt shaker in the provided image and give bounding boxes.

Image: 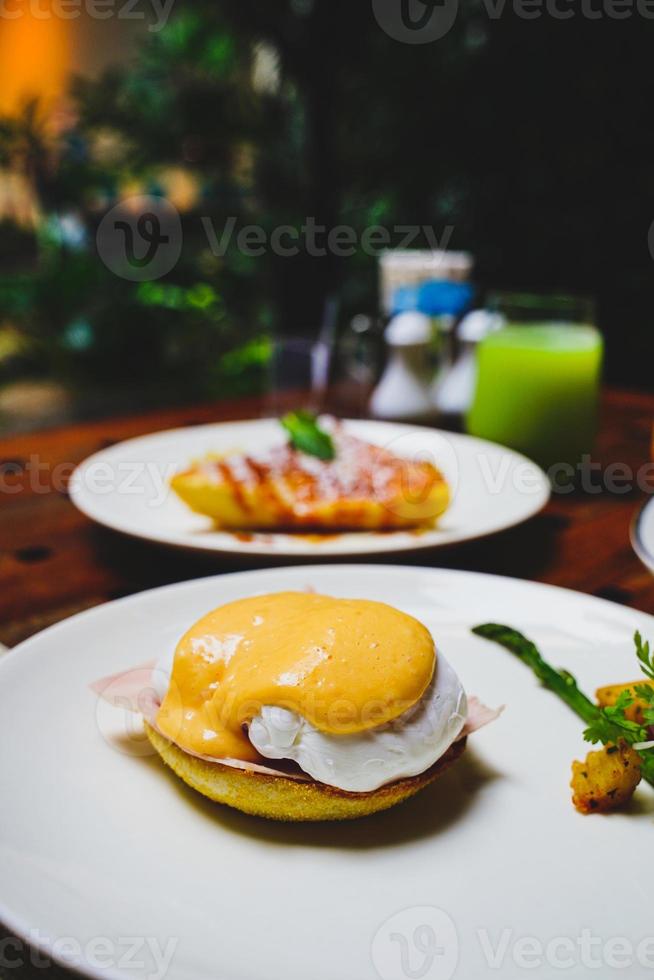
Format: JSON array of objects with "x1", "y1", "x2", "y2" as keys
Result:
[
  {"x1": 433, "y1": 309, "x2": 504, "y2": 417},
  {"x1": 369, "y1": 311, "x2": 437, "y2": 423}
]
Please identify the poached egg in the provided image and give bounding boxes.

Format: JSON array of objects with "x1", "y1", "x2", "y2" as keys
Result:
[{"x1": 154, "y1": 592, "x2": 467, "y2": 792}]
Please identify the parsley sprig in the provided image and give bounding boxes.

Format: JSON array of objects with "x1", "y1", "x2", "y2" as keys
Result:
[
  {"x1": 472, "y1": 624, "x2": 654, "y2": 788},
  {"x1": 635, "y1": 631, "x2": 654, "y2": 680},
  {"x1": 583, "y1": 690, "x2": 645, "y2": 746},
  {"x1": 280, "y1": 411, "x2": 335, "y2": 461}
]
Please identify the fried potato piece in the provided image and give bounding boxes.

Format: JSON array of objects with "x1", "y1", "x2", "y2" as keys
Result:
[
  {"x1": 571, "y1": 742, "x2": 641, "y2": 814},
  {"x1": 595, "y1": 680, "x2": 654, "y2": 725}
]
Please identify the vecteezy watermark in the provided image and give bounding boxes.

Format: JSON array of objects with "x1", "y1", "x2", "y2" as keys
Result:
[
  {"x1": 379, "y1": 429, "x2": 461, "y2": 521},
  {"x1": 0, "y1": 453, "x2": 178, "y2": 507},
  {"x1": 96, "y1": 654, "x2": 465, "y2": 758},
  {"x1": 477, "y1": 928, "x2": 654, "y2": 971},
  {"x1": 202, "y1": 216, "x2": 453, "y2": 260},
  {"x1": 0, "y1": 0, "x2": 174, "y2": 32},
  {"x1": 371, "y1": 907, "x2": 654, "y2": 977},
  {"x1": 372, "y1": 0, "x2": 459, "y2": 43},
  {"x1": 95, "y1": 663, "x2": 162, "y2": 757},
  {"x1": 96, "y1": 195, "x2": 182, "y2": 282},
  {"x1": 373, "y1": 0, "x2": 654, "y2": 43},
  {"x1": 95, "y1": 194, "x2": 454, "y2": 281},
  {"x1": 0, "y1": 931, "x2": 177, "y2": 979},
  {"x1": 3, "y1": 451, "x2": 654, "y2": 503},
  {"x1": 372, "y1": 907, "x2": 459, "y2": 980}
]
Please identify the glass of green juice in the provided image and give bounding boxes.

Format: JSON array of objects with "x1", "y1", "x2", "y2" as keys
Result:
[{"x1": 466, "y1": 294, "x2": 603, "y2": 470}]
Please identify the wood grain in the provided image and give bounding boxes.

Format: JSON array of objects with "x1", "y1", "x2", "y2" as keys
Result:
[
  {"x1": 1, "y1": 388, "x2": 653, "y2": 649},
  {"x1": 0, "y1": 387, "x2": 653, "y2": 979}
]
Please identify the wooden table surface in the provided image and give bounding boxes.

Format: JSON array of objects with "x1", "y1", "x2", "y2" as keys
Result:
[
  {"x1": 1, "y1": 386, "x2": 653, "y2": 651},
  {"x1": 0, "y1": 386, "x2": 653, "y2": 978}
]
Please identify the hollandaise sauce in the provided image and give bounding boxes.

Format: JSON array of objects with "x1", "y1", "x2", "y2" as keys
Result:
[{"x1": 156, "y1": 592, "x2": 435, "y2": 761}]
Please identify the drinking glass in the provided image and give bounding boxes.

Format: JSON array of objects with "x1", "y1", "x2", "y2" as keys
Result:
[
  {"x1": 466, "y1": 293, "x2": 603, "y2": 469},
  {"x1": 263, "y1": 336, "x2": 331, "y2": 416}
]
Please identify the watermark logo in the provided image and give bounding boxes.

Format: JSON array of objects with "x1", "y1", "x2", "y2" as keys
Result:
[
  {"x1": 371, "y1": 907, "x2": 459, "y2": 980},
  {"x1": 0, "y1": 931, "x2": 177, "y2": 979},
  {"x1": 477, "y1": 928, "x2": 654, "y2": 972},
  {"x1": 96, "y1": 195, "x2": 182, "y2": 282},
  {"x1": 3, "y1": 451, "x2": 654, "y2": 502},
  {"x1": 377, "y1": 430, "x2": 461, "y2": 522},
  {"x1": 373, "y1": 0, "x2": 654, "y2": 42},
  {"x1": 372, "y1": 0, "x2": 459, "y2": 43},
  {"x1": 370, "y1": 908, "x2": 654, "y2": 977},
  {"x1": 95, "y1": 207, "x2": 451, "y2": 279},
  {"x1": 0, "y1": 0, "x2": 175, "y2": 33},
  {"x1": 201, "y1": 216, "x2": 453, "y2": 259},
  {"x1": 94, "y1": 665, "x2": 162, "y2": 758}
]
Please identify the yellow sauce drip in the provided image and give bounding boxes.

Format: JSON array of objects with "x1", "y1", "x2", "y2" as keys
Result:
[{"x1": 156, "y1": 592, "x2": 435, "y2": 761}]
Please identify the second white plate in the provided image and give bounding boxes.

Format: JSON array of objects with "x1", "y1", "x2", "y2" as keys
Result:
[
  {"x1": 69, "y1": 418, "x2": 550, "y2": 557},
  {"x1": 632, "y1": 496, "x2": 654, "y2": 575}
]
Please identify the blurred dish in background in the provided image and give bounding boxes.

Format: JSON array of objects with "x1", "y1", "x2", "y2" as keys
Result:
[
  {"x1": 69, "y1": 417, "x2": 550, "y2": 558},
  {"x1": 631, "y1": 497, "x2": 654, "y2": 576},
  {"x1": 466, "y1": 293, "x2": 603, "y2": 469},
  {"x1": 170, "y1": 415, "x2": 451, "y2": 532}
]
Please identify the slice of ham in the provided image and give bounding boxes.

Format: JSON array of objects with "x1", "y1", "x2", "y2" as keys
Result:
[
  {"x1": 461, "y1": 695, "x2": 504, "y2": 736},
  {"x1": 91, "y1": 662, "x2": 158, "y2": 719},
  {"x1": 91, "y1": 664, "x2": 502, "y2": 781},
  {"x1": 157, "y1": 731, "x2": 312, "y2": 780},
  {"x1": 92, "y1": 662, "x2": 311, "y2": 780}
]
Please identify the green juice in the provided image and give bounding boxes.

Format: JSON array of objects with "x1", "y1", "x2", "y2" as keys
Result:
[{"x1": 466, "y1": 325, "x2": 603, "y2": 469}]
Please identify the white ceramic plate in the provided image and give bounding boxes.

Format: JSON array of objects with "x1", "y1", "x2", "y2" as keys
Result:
[
  {"x1": 631, "y1": 497, "x2": 654, "y2": 574},
  {"x1": 69, "y1": 418, "x2": 550, "y2": 558},
  {"x1": 1, "y1": 564, "x2": 653, "y2": 980}
]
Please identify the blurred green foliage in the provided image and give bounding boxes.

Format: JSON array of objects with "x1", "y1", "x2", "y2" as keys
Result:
[
  {"x1": 0, "y1": 0, "x2": 652, "y2": 406},
  {"x1": 0, "y1": 0, "x2": 476, "y2": 405}
]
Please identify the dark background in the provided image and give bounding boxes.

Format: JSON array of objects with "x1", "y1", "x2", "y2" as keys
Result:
[{"x1": 0, "y1": 0, "x2": 652, "y2": 432}]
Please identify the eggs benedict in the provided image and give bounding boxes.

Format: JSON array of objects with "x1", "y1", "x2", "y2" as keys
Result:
[{"x1": 127, "y1": 591, "x2": 496, "y2": 821}]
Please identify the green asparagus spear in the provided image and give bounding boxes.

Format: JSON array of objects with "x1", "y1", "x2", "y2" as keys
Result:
[
  {"x1": 472, "y1": 623, "x2": 654, "y2": 788},
  {"x1": 472, "y1": 623, "x2": 600, "y2": 725}
]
